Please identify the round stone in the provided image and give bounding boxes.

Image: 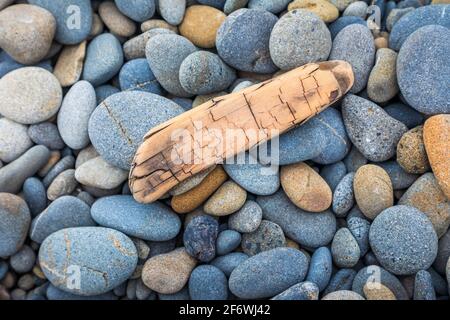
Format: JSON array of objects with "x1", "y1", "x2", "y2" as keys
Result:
[
  {"x1": 0, "y1": 67, "x2": 62, "y2": 124},
  {"x1": 9, "y1": 245, "x2": 36, "y2": 274},
  {"x1": 0, "y1": 118, "x2": 33, "y2": 163},
  {"x1": 118, "y1": 58, "x2": 163, "y2": 94},
  {"x1": 241, "y1": 220, "x2": 286, "y2": 256},
  {"x1": 354, "y1": 164, "x2": 393, "y2": 220},
  {"x1": 397, "y1": 126, "x2": 430, "y2": 174},
  {"x1": 188, "y1": 265, "x2": 228, "y2": 300},
  {"x1": 343, "y1": 1, "x2": 368, "y2": 18},
  {"x1": 269, "y1": 9, "x2": 331, "y2": 70},
  {"x1": 183, "y1": 215, "x2": 219, "y2": 262},
  {"x1": 216, "y1": 230, "x2": 241, "y2": 256},
  {"x1": 179, "y1": 5, "x2": 226, "y2": 48},
  {"x1": 331, "y1": 228, "x2": 360, "y2": 268},
  {"x1": 369, "y1": 205, "x2": 438, "y2": 275},
  {"x1": 115, "y1": 0, "x2": 155, "y2": 22},
  {"x1": 228, "y1": 200, "x2": 263, "y2": 233},
  {"x1": 397, "y1": 25, "x2": 450, "y2": 114},
  {"x1": 281, "y1": 162, "x2": 332, "y2": 213},
  {"x1": 203, "y1": 181, "x2": 247, "y2": 216},
  {"x1": 88, "y1": 91, "x2": 184, "y2": 170},
  {"x1": 216, "y1": 8, "x2": 278, "y2": 73}
]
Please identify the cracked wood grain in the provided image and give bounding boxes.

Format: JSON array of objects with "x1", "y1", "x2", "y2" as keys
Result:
[{"x1": 130, "y1": 61, "x2": 355, "y2": 203}]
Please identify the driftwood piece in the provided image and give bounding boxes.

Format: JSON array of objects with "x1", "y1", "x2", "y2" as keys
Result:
[{"x1": 130, "y1": 60, "x2": 354, "y2": 203}]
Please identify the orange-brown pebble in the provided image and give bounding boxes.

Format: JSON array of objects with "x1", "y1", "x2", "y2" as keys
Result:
[
  {"x1": 397, "y1": 125, "x2": 430, "y2": 174},
  {"x1": 179, "y1": 5, "x2": 226, "y2": 48},
  {"x1": 423, "y1": 115, "x2": 450, "y2": 199},
  {"x1": 363, "y1": 283, "x2": 396, "y2": 300},
  {"x1": 171, "y1": 166, "x2": 228, "y2": 213},
  {"x1": 375, "y1": 37, "x2": 388, "y2": 49},
  {"x1": 280, "y1": 162, "x2": 332, "y2": 212}
]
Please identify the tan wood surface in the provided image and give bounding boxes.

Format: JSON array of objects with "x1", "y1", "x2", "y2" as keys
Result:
[{"x1": 130, "y1": 60, "x2": 355, "y2": 203}]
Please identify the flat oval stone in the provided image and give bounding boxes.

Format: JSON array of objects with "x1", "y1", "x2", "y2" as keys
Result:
[
  {"x1": 329, "y1": 24, "x2": 375, "y2": 93},
  {"x1": 203, "y1": 181, "x2": 247, "y2": 216},
  {"x1": 53, "y1": 41, "x2": 86, "y2": 86},
  {"x1": 0, "y1": 118, "x2": 33, "y2": 163},
  {"x1": 118, "y1": 58, "x2": 163, "y2": 94},
  {"x1": 281, "y1": 162, "x2": 332, "y2": 213},
  {"x1": 331, "y1": 227, "x2": 360, "y2": 268},
  {"x1": 423, "y1": 115, "x2": 450, "y2": 199},
  {"x1": 367, "y1": 48, "x2": 398, "y2": 103},
  {"x1": 399, "y1": 173, "x2": 450, "y2": 238},
  {"x1": 0, "y1": 145, "x2": 50, "y2": 193},
  {"x1": 123, "y1": 28, "x2": 175, "y2": 61},
  {"x1": 47, "y1": 169, "x2": 77, "y2": 200},
  {"x1": 82, "y1": 33, "x2": 124, "y2": 86},
  {"x1": 414, "y1": 270, "x2": 436, "y2": 300},
  {"x1": 272, "y1": 281, "x2": 319, "y2": 300},
  {"x1": 169, "y1": 166, "x2": 216, "y2": 196},
  {"x1": 257, "y1": 190, "x2": 336, "y2": 248},
  {"x1": 23, "y1": 177, "x2": 47, "y2": 217},
  {"x1": 75, "y1": 156, "x2": 128, "y2": 190},
  {"x1": 0, "y1": 4, "x2": 56, "y2": 64},
  {"x1": 39, "y1": 227, "x2": 138, "y2": 296},
  {"x1": 91, "y1": 195, "x2": 181, "y2": 241},
  {"x1": 216, "y1": 8, "x2": 278, "y2": 73},
  {"x1": 179, "y1": 5, "x2": 226, "y2": 48},
  {"x1": 28, "y1": 122, "x2": 65, "y2": 150},
  {"x1": 98, "y1": 1, "x2": 137, "y2": 37},
  {"x1": 228, "y1": 200, "x2": 263, "y2": 233},
  {"x1": 397, "y1": 25, "x2": 450, "y2": 114},
  {"x1": 288, "y1": 0, "x2": 339, "y2": 23},
  {"x1": 229, "y1": 247, "x2": 309, "y2": 299},
  {"x1": 115, "y1": 0, "x2": 155, "y2": 22},
  {"x1": 88, "y1": 91, "x2": 184, "y2": 170},
  {"x1": 306, "y1": 247, "x2": 332, "y2": 292},
  {"x1": 369, "y1": 205, "x2": 438, "y2": 275},
  {"x1": 9, "y1": 245, "x2": 36, "y2": 274},
  {"x1": 342, "y1": 94, "x2": 408, "y2": 162},
  {"x1": 30, "y1": 196, "x2": 95, "y2": 243},
  {"x1": 183, "y1": 215, "x2": 219, "y2": 262},
  {"x1": 389, "y1": 4, "x2": 450, "y2": 51},
  {"x1": 241, "y1": 220, "x2": 286, "y2": 256},
  {"x1": 145, "y1": 34, "x2": 197, "y2": 97},
  {"x1": 223, "y1": 152, "x2": 280, "y2": 196},
  {"x1": 397, "y1": 126, "x2": 430, "y2": 174},
  {"x1": 269, "y1": 9, "x2": 331, "y2": 70},
  {"x1": 58, "y1": 80, "x2": 96, "y2": 150},
  {"x1": 216, "y1": 230, "x2": 241, "y2": 256},
  {"x1": 332, "y1": 172, "x2": 355, "y2": 217},
  {"x1": 28, "y1": 0, "x2": 92, "y2": 45},
  {"x1": 0, "y1": 67, "x2": 62, "y2": 124},
  {"x1": 211, "y1": 252, "x2": 249, "y2": 277},
  {"x1": 179, "y1": 51, "x2": 236, "y2": 95},
  {"x1": 354, "y1": 164, "x2": 393, "y2": 220},
  {"x1": 0, "y1": 193, "x2": 31, "y2": 257},
  {"x1": 189, "y1": 265, "x2": 228, "y2": 300},
  {"x1": 142, "y1": 248, "x2": 197, "y2": 294}
]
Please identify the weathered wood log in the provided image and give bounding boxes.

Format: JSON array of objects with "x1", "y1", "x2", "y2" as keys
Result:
[{"x1": 130, "y1": 60, "x2": 354, "y2": 203}]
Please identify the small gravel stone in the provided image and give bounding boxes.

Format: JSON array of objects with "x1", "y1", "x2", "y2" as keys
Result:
[
  {"x1": 42, "y1": 155, "x2": 75, "y2": 187},
  {"x1": 123, "y1": 28, "x2": 175, "y2": 60},
  {"x1": 347, "y1": 215, "x2": 370, "y2": 256},
  {"x1": 331, "y1": 228, "x2": 360, "y2": 268}
]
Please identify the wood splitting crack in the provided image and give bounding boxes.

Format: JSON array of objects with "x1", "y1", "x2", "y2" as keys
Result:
[{"x1": 129, "y1": 61, "x2": 355, "y2": 203}]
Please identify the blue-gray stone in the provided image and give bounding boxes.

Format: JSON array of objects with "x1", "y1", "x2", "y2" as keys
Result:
[
  {"x1": 0, "y1": 145, "x2": 50, "y2": 193},
  {"x1": 347, "y1": 215, "x2": 370, "y2": 256},
  {"x1": 306, "y1": 247, "x2": 332, "y2": 292},
  {"x1": 43, "y1": 155, "x2": 75, "y2": 188},
  {"x1": 269, "y1": 107, "x2": 350, "y2": 165},
  {"x1": 95, "y1": 85, "x2": 120, "y2": 105},
  {"x1": 229, "y1": 247, "x2": 309, "y2": 299},
  {"x1": 216, "y1": 230, "x2": 241, "y2": 256},
  {"x1": 0, "y1": 51, "x2": 52, "y2": 78},
  {"x1": 189, "y1": 265, "x2": 228, "y2": 300},
  {"x1": 329, "y1": 16, "x2": 367, "y2": 39},
  {"x1": 329, "y1": 24, "x2": 375, "y2": 93},
  {"x1": 30, "y1": 196, "x2": 95, "y2": 243},
  {"x1": 0, "y1": 259, "x2": 7, "y2": 280},
  {"x1": 119, "y1": 58, "x2": 163, "y2": 95},
  {"x1": 433, "y1": 229, "x2": 450, "y2": 275},
  {"x1": 343, "y1": 146, "x2": 368, "y2": 173},
  {"x1": 269, "y1": 9, "x2": 332, "y2": 71},
  {"x1": 211, "y1": 252, "x2": 249, "y2": 277},
  {"x1": 183, "y1": 215, "x2": 219, "y2": 262},
  {"x1": 146, "y1": 34, "x2": 197, "y2": 97},
  {"x1": 159, "y1": 0, "x2": 186, "y2": 25},
  {"x1": 257, "y1": 190, "x2": 337, "y2": 248},
  {"x1": 197, "y1": 0, "x2": 226, "y2": 9},
  {"x1": 384, "y1": 103, "x2": 424, "y2": 129},
  {"x1": 91, "y1": 195, "x2": 181, "y2": 241},
  {"x1": 369, "y1": 205, "x2": 438, "y2": 275},
  {"x1": 23, "y1": 177, "x2": 47, "y2": 217},
  {"x1": 224, "y1": 152, "x2": 280, "y2": 195},
  {"x1": 115, "y1": 0, "x2": 155, "y2": 22},
  {"x1": 172, "y1": 97, "x2": 192, "y2": 111},
  {"x1": 397, "y1": 25, "x2": 450, "y2": 115},
  {"x1": 83, "y1": 33, "x2": 124, "y2": 86},
  {"x1": 378, "y1": 161, "x2": 418, "y2": 190},
  {"x1": 352, "y1": 265, "x2": 409, "y2": 300},
  {"x1": 331, "y1": 227, "x2": 360, "y2": 268},
  {"x1": 46, "y1": 284, "x2": 118, "y2": 300},
  {"x1": 389, "y1": 4, "x2": 450, "y2": 51},
  {"x1": 179, "y1": 51, "x2": 236, "y2": 95},
  {"x1": 414, "y1": 270, "x2": 436, "y2": 300},
  {"x1": 39, "y1": 227, "x2": 138, "y2": 296},
  {"x1": 427, "y1": 267, "x2": 448, "y2": 296},
  {"x1": 28, "y1": 0, "x2": 92, "y2": 45},
  {"x1": 320, "y1": 162, "x2": 347, "y2": 192},
  {"x1": 386, "y1": 7, "x2": 415, "y2": 32},
  {"x1": 248, "y1": 0, "x2": 290, "y2": 13},
  {"x1": 148, "y1": 239, "x2": 177, "y2": 258},
  {"x1": 323, "y1": 268, "x2": 357, "y2": 296},
  {"x1": 271, "y1": 281, "x2": 319, "y2": 300},
  {"x1": 216, "y1": 8, "x2": 278, "y2": 73},
  {"x1": 224, "y1": 0, "x2": 249, "y2": 14},
  {"x1": 88, "y1": 91, "x2": 184, "y2": 170},
  {"x1": 342, "y1": 94, "x2": 408, "y2": 162},
  {"x1": 9, "y1": 245, "x2": 36, "y2": 274},
  {"x1": 0, "y1": 193, "x2": 30, "y2": 258},
  {"x1": 28, "y1": 122, "x2": 65, "y2": 150},
  {"x1": 332, "y1": 172, "x2": 355, "y2": 217},
  {"x1": 397, "y1": 0, "x2": 421, "y2": 8},
  {"x1": 228, "y1": 200, "x2": 263, "y2": 233},
  {"x1": 241, "y1": 220, "x2": 286, "y2": 256}
]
